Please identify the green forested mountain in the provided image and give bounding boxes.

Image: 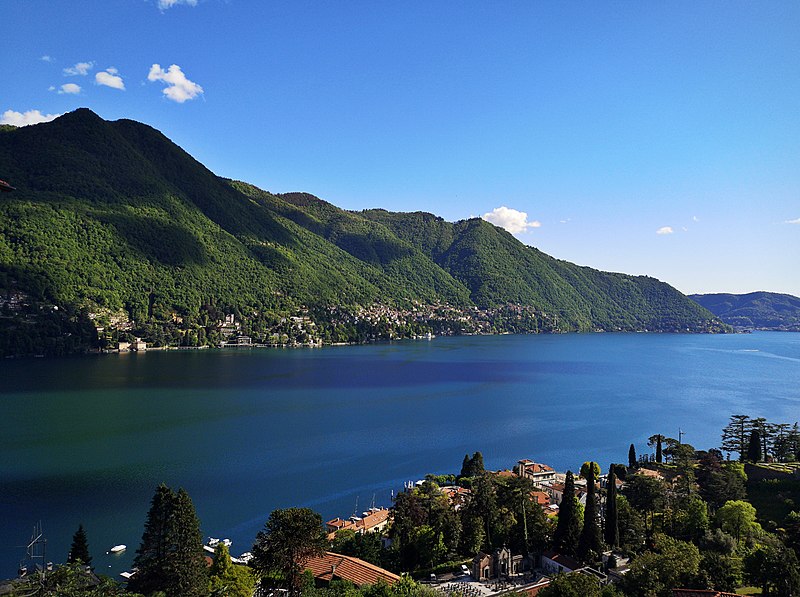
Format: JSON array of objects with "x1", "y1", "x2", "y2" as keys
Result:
[
  {"x1": 0, "y1": 109, "x2": 725, "y2": 355},
  {"x1": 691, "y1": 291, "x2": 800, "y2": 330}
]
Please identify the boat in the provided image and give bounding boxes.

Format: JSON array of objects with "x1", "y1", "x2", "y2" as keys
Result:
[
  {"x1": 231, "y1": 552, "x2": 253, "y2": 565},
  {"x1": 109, "y1": 545, "x2": 126, "y2": 554},
  {"x1": 204, "y1": 537, "x2": 232, "y2": 554}
]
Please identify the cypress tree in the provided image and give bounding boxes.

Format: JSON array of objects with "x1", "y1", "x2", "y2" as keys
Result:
[
  {"x1": 628, "y1": 444, "x2": 637, "y2": 469},
  {"x1": 460, "y1": 454, "x2": 471, "y2": 478},
  {"x1": 747, "y1": 430, "x2": 762, "y2": 463},
  {"x1": 553, "y1": 471, "x2": 581, "y2": 556},
  {"x1": 604, "y1": 466, "x2": 619, "y2": 548},
  {"x1": 471, "y1": 451, "x2": 485, "y2": 476},
  {"x1": 67, "y1": 524, "x2": 92, "y2": 567},
  {"x1": 578, "y1": 462, "x2": 603, "y2": 561}
]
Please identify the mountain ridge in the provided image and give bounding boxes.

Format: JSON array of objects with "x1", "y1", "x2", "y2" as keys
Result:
[
  {"x1": 690, "y1": 291, "x2": 800, "y2": 331},
  {"x1": 0, "y1": 109, "x2": 728, "y2": 356}
]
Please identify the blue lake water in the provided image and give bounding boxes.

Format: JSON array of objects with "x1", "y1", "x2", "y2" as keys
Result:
[{"x1": 1, "y1": 331, "x2": 799, "y2": 578}]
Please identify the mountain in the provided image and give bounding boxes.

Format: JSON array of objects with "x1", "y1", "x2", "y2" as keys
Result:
[
  {"x1": 690, "y1": 292, "x2": 800, "y2": 331},
  {"x1": 0, "y1": 109, "x2": 726, "y2": 355}
]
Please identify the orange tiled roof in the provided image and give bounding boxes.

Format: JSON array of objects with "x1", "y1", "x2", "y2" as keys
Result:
[
  {"x1": 304, "y1": 552, "x2": 400, "y2": 587},
  {"x1": 530, "y1": 491, "x2": 550, "y2": 505}
]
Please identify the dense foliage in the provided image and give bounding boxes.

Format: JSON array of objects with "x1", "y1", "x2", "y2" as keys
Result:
[
  {"x1": 0, "y1": 110, "x2": 727, "y2": 356},
  {"x1": 691, "y1": 291, "x2": 800, "y2": 330}
]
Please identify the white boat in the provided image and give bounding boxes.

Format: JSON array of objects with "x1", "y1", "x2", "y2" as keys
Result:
[
  {"x1": 231, "y1": 552, "x2": 253, "y2": 565},
  {"x1": 109, "y1": 545, "x2": 126, "y2": 554}
]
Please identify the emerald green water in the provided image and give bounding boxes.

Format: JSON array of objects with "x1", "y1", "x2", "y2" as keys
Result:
[{"x1": 1, "y1": 332, "x2": 798, "y2": 577}]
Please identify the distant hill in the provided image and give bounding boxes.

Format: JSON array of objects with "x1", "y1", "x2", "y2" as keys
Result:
[
  {"x1": 0, "y1": 109, "x2": 727, "y2": 356},
  {"x1": 690, "y1": 292, "x2": 800, "y2": 331}
]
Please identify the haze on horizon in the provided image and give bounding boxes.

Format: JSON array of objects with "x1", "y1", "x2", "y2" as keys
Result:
[{"x1": 2, "y1": 1, "x2": 798, "y2": 297}]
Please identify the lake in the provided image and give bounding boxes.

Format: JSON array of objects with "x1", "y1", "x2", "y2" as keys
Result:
[{"x1": 1, "y1": 331, "x2": 798, "y2": 578}]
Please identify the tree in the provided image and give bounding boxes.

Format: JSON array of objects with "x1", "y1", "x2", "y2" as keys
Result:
[
  {"x1": 744, "y1": 540, "x2": 800, "y2": 596},
  {"x1": 628, "y1": 444, "x2": 637, "y2": 469},
  {"x1": 251, "y1": 507, "x2": 327, "y2": 596},
  {"x1": 604, "y1": 466, "x2": 619, "y2": 548},
  {"x1": 129, "y1": 484, "x2": 208, "y2": 597},
  {"x1": 717, "y1": 500, "x2": 760, "y2": 543},
  {"x1": 459, "y1": 452, "x2": 485, "y2": 478},
  {"x1": 208, "y1": 542, "x2": 256, "y2": 597},
  {"x1": 623, "y1": 474, "x2": 665, "y2": 535},
  {"x1": 648, "y1": 434, "x2": 665, "y2": 464},
  {"x1": 167, "y1": 488, "x2": 208, "y2": 596},
  {"x1": 553, "y1": 471, "x2": 581, "y2": 557},
  {"x1": 68, "y1": 524, "x2": 92, "y2": 567},
  {"x1": 616, "y1": 495, "x2": 645, "y2": 551},
  {"x1": 578, "y1": 462, "x2": 603, "y2": 561},
  {"x1": 331, "y1": 529, "x2": 383, "y2": 566},
  {"x1": 747, "y1": 429, "x2": 762, "y2": 462},
  {"x1": 699, "y1": 551, "x2": 742, "y2": 593},
  {"x1": 618, "y1": 534, "x2": 702, "y2": 597},
  {"x1": 721, "y1": 414, "x2": 750, "y2": 461},
  {"x1": 129, "y1": 484, "x2": 177, "y2": 595},
  {"x1": 538, "y1": 571, "x2": 604, "y2": 597}
]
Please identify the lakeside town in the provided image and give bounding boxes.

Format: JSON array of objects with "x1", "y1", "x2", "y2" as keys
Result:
[{"x1": 4, "y1": 415, "x2": 800, "y2": 596}]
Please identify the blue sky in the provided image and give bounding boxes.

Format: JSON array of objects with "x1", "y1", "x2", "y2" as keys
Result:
[{"x1": 2, "y1": 1, "x2": 799, "y2": 296}]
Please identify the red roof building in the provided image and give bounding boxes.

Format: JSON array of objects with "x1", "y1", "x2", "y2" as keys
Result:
[{"x1": 304, "y1": 552, "x2": 400, "y2": 587}]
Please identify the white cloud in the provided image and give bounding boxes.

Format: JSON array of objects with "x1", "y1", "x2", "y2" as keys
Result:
[
  {"x1": 692, "y1": 215, "x2": 700, "y2": 222},
  {"x1": 148, "y1": 64, "x2": 203, "y2": 102},
  {"x1": 481, "y1": 206, "x2": 541, "y2": 235},
  {"x1": 96, "y1": 68, "x2": 125, "y2": 90},
  {"x1": 1, "y1": 109, "x2": 63, "y2": 127},
  {"x1": 48, "y1": 86, "x2": 56, "y2": 91},
  {"x1": 63, "y1": 61, "x2": 94, "y2": 76},
  {"x1": 785, "y1": 218, "x2": 800, "y2": 225},
  {"x1": 58, "y1": 83, "x2": 81, "y2": 95},
  {"x1": 656, "y1": 226, "x2": 674, "y2": 235},
  {"x1": 41, "y1": 55, "x2": 53, "y2": 62},
  {"x1": 158, "y1": 0, "x2": 198, "y2": 9},
  {"x1": 559, "y1": 218, "x2": 571, "y2": 224}
]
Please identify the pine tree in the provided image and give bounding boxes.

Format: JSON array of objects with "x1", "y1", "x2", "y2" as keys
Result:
[
  {"x1": 553, "y1": 471, "x2": 581, "y2": 557},
  {"x1": 628, "y1": 444, "x2": 637, "y2": 469},
  {"x1": 578, "y1": 462, "x2": 603, "y2": 561},
  {"x1": 251, "y1": 507, "x2": 327, "y2": 596},
  {"x1": 167, "y1": 488, "x2": 208, "y2": 596},
  {"x1": 129, "y1": 484, "x2": 208, "y2": 597},
  {"x1": 721, "y1": 414, "x2": 750, "y2": 461},
  {"x1": 130, "y1": 484, "x2": 175, "y2": 596},
  {"x1": 747, "y1": 430, "x2": 762, "y2": 463},
  {"x1": 67, "y1": 524, "x2": 92, "y2": 567},
  {"x1": 604, "y1": 466, "x2": 619, "y2": 548}
]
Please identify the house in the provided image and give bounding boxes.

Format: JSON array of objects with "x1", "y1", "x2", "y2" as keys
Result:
[
  {"x1": 440, "y1": 486, "x2": 471, "y2": 510},
  {"x1": 530, "y1": 491, "x2": 551, "y2": 507},
  {"x1": 304, "y1": 552, "x2": 399, "y2": 587},
  {"x1": 472, "y1": 547, "x2": 531, "y2": 581},
  {"x1": 517, "y1": 460, "x2": 556, "y2": 485},
  {"x1": 636, "y1": 468, "x2": 664, "y2": 480},
  {"x1": 540, "y1": 551, "x2": 580, "y2": 575},
  {"x1": 133, "y1": 339, "x2": 147, "y2": 351},
  {"x1": 325, "y1": 508, "x2": 391, "y2": 541}
]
